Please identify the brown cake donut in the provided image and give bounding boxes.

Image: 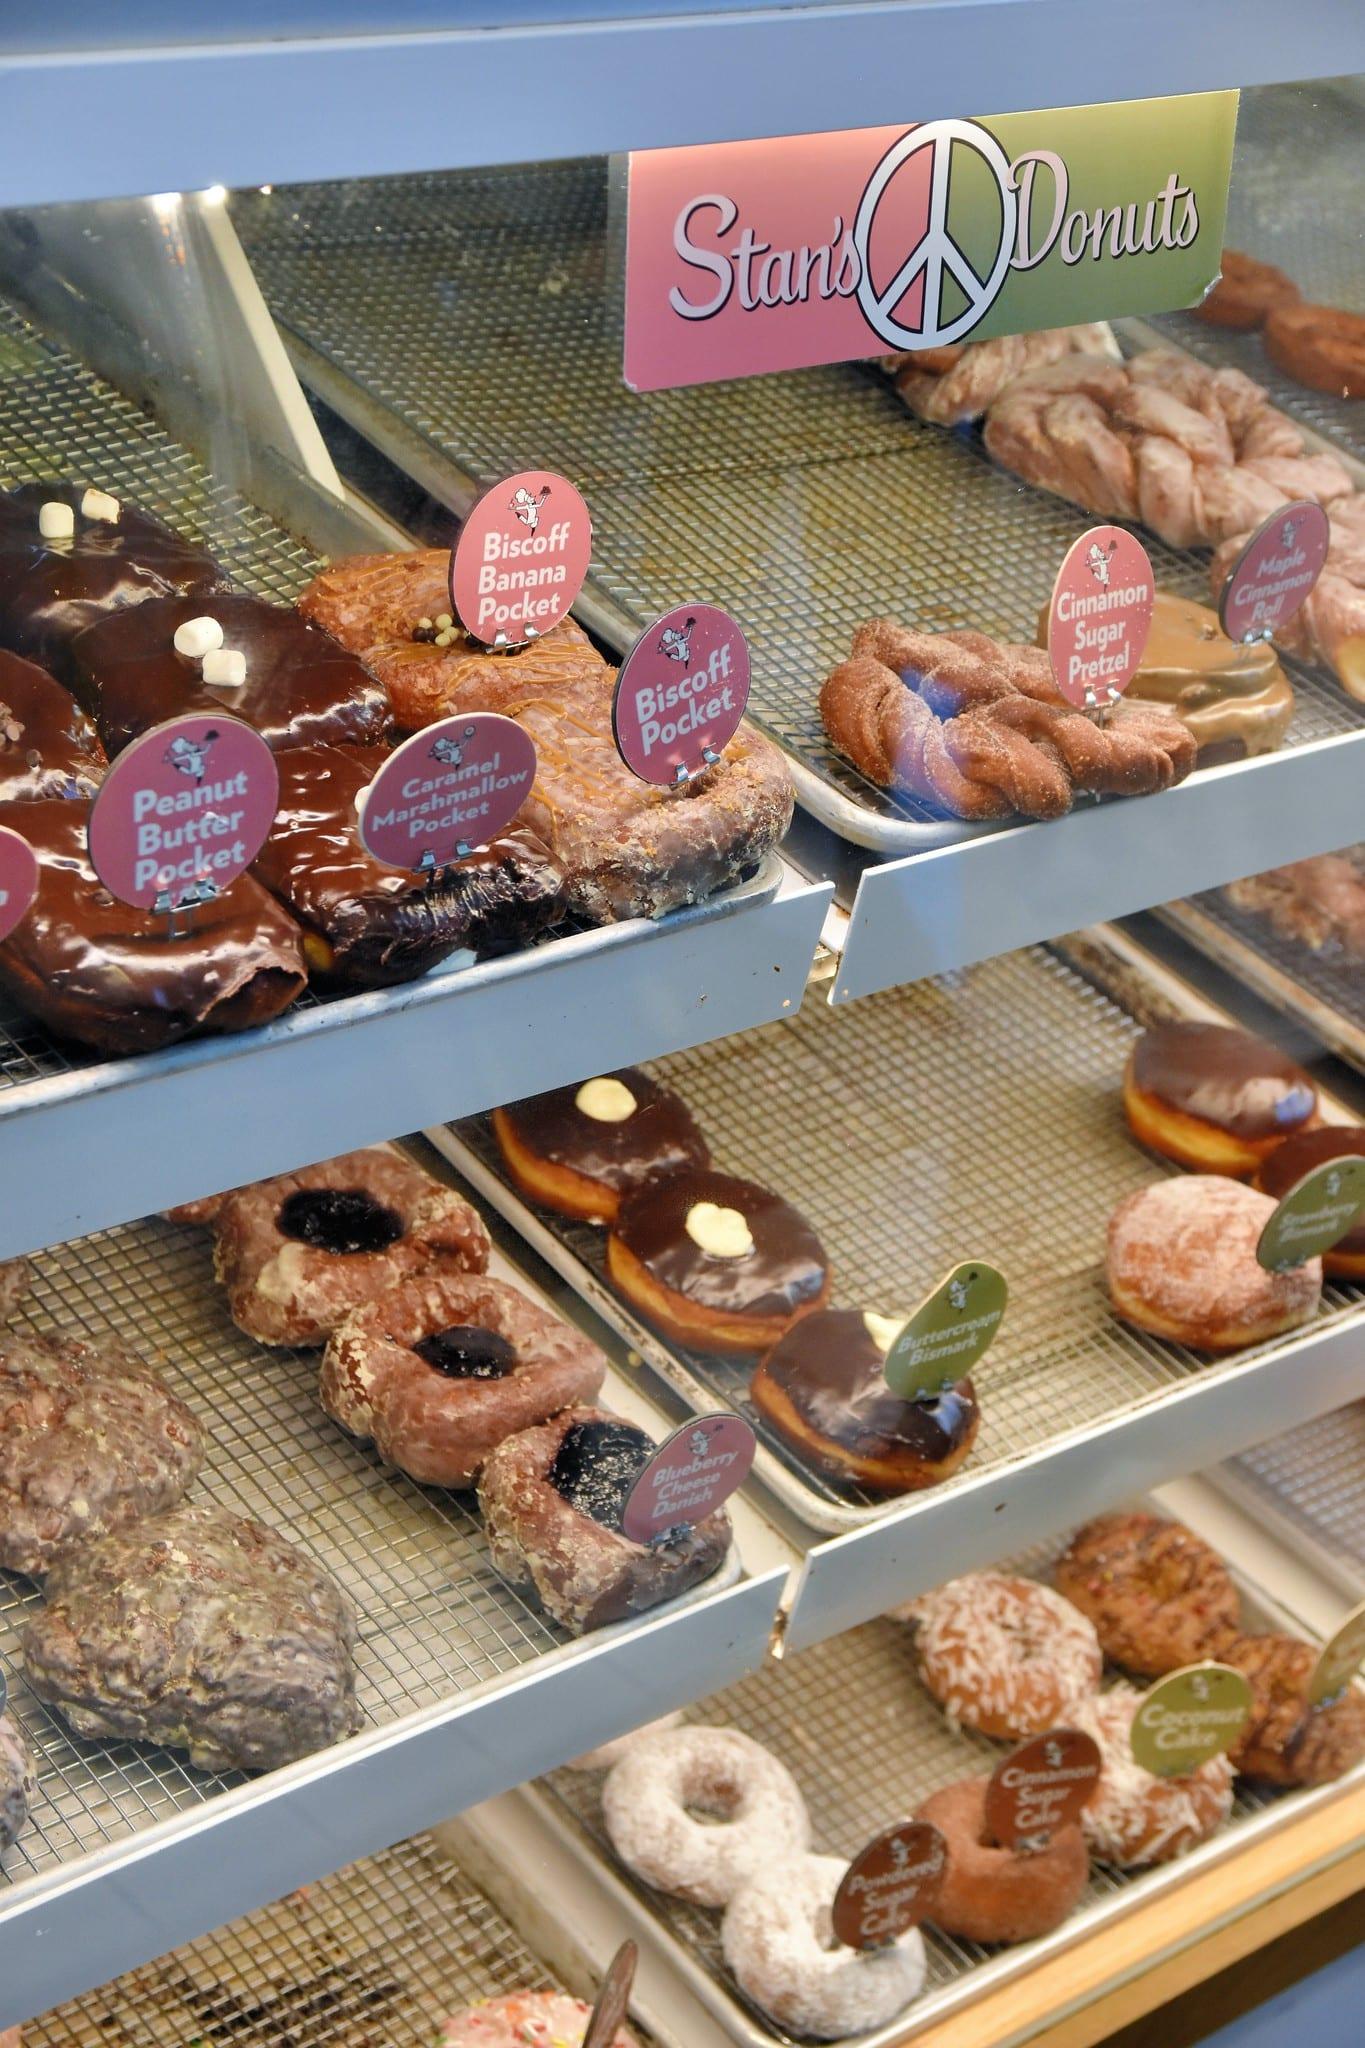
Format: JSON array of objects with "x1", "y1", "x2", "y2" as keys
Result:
[
  {"x1": 492, "y1": 1069, "x2": 709, "y2": 1224},
  {"x1": 1195, "y1": 249, "x2": 1300, "y2": 331},
  {"x1": 0, "y1": 650, "x2": 105, "y2": 800},
  {"x1": 750, "y1": 1308, "x2": 978, "y2": 1494},
  {"x1": 1106, "y1": 1176, "x2": 1322, "y2": 1352},
  {"x1": 915, "y1": 1776, "x2": 1088, "y2": 1943},
  {"x1": 1254, "y1": 1126, "x2": 1365, "y2": 1280},
  {"x1": 607, "y1": 1169, "x2": 831, "y2": 1354},
  {"x1": 1053, "y1": 1512, "x2": 1241, "y2": 1678},
  {"x1": 320, "y1": 1272, "x2": 606, "y2": 1486},
  {"x1": 1069, "y1": 1687, "x2": 1233, "y2": 1868},
  {"x1": 212, "y1": 1148, "x2": 490, "y2": 1346},
  {"x1": 910, "y1": 1573, "x2": 1103, "y2": 1739},
  {"x1": 1265, "y1": 302, "x2": 1365, "y2": 398},
  {"x1": 476, "y1": 1406, "x2": 731, "y2": 1632},
  {"x1": 1123, "y1": 1021, "x2": 1319, "y2": 1175},
  {"x1": 1225, "y1": 1634, "x2": 1365, "y2": 1786}
]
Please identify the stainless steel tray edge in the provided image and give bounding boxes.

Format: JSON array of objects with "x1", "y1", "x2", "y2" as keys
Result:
[{"x1": 1154, "y1": 898, "x2": 1365, "y2": 1077}]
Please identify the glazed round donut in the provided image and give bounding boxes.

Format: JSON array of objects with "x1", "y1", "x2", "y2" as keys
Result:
[
  {"x1": 601, "y1": 1724, "x2": 809, "y2": 1906},
  {"x1": 1107, "y1": 1176, "x2": 1321, "y2": 1353},
  {"x1": 1265, "y1": 301, "x2": 1365, "y2": 398},
  {"x1": 1054, "y1": 1511, "x2": 1241, "y2": 1678},
  {"x1": 914, "y1": 1776, "x2": 1088, "y2": 1943},
  {"x1": 1195, "y1": 249, "x2": 1300, "y2": 331},
  {"x1": 721, "y1": 1853, "x2": 926, "y2": 2040},
  {"x1": 320, "y1": 1273, "x2": 606, "y2": 1486},
  {"x1": 1255, "y1": 1126, "x2": 1365, "y2": 1281},
  {"x1": 911, "y1": 1573, "x2": 1103, "y2": 1739},
  {"x1": 492, "y1": 1069, "x2": 709, "y2": 1225},
  {"x1": 1225, "y1": 1634, "x2": 1365, "y2": 1786},
  {"x1": 1069, "y1": 1687, "x2": 1234, "y2": 1868},
  {"x1": 1123, "y1": 1022, "x2": 1318, "y2": 1176},
  {"x1": 568, "y1": 1710, "x2": 684, "y2": 1771}
]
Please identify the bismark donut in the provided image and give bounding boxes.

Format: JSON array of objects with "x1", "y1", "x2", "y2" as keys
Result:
[
  {"x1": 491, "y1": 1070, "x2": 709, "y2": 1225},
  {"x1": 1054, "y1": 1511, "x2": 1241, "y2": 1678},
  {"x1": 1254, "y1": 1126, "x2": 1365, "y2": 1281},
  {"x1": 1069, "y1": 1687, "x2": 1233, "y2": 1867},
  {"x1": 1226, "y1": 1634, "x2": 1365, "y2": 1786},
  {"x1": 910, "y1": 1573, "x2": 1103, "y2": 1739},
  {"x1": 914, "y1": 1776, "x2": 1088, "y2": 1944},
  {"x1": 1123, "y1": 1022, "x2": 1319, "y2": 1177},
  {"x1": 1106, "y1": 1176, "x2": 1321, "y2": 1352},
  {"x1": 601, "y1": 1724, "x2": 809, "y2": 1906},
  {"x1": 721, "y1": 1852, "x2": 926, "y2": 2040}
]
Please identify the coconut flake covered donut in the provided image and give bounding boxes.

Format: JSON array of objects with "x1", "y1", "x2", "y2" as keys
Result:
[
  {"x1": 911, "y1": 1573, "x2": 1103, "y2": 1739},
  {"x1": 1070, "y1": 1687, "x2": 1234, "y2": 1867},
  {"x1": 602, "y1": 1725, "x2": 809, "y2": 1906},
  {"x1": 722, "y1": 1852, "x2": 926, "y2": 2040}
]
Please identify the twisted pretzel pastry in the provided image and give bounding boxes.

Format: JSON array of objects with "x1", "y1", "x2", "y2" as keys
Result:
[
  {"x1": 1211, "y1": 516, "x2": 1365, "y2": 703},
  {"x1": 881, "y1": 323, "x2": 1115, "y2": 426}
]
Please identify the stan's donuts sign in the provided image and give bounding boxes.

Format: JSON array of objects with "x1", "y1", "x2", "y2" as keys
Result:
[{"x1": 624, "y1": 95, "x2": 1236, "y2": 390}]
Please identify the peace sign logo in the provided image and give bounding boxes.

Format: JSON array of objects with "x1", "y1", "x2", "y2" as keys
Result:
[{"x1": 854, "y1": 120, "x2": 1018, "y2": 351}]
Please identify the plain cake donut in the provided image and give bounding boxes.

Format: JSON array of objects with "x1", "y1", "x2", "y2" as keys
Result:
[
  {"x1": 914, "y1": 1776, "x2": 1089, "y2": 1944},
  {"x1": 601, "y1": 1724, "x2": 809, "y2": 1906},
  {"x1": 909, "y1": 1573, "x2": 1103, "y2": 1739},
  {"x1": 721, "y1": 1852, "x2": 926, "y2": 2040}
]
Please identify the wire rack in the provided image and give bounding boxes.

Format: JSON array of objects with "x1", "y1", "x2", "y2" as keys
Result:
[
  {"x1": 442, "y1": 941, "x2": 1364, "y2": 1529},
  {"x1": 230, "y1": 152, "x2": 1365, "y2": 846},
  {"x1": 0, "y1": 1214, "x2": 566, "y2": 1897},
  {"x1": 1219, "y1": 1403, "x2": 1365, "y2": 1597}
]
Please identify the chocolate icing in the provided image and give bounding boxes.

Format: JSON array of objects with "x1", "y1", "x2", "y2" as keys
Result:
[
  {"x1": 760, "y1": 1309, "x2": 978, "y2": 1463},
  {"x1": 0, "y1": 483, "x2": 221, "y2": 681},
  {"x1": 1132, "y1": 1021, "x2": 1317, "y2": 1139},
  {"x1": 277, "y1": 1188, "x2": 403, "y2": 1255},
  {"x1": 413, "y1": 1325, "x2": 517, "y2": 1379},
  {"x1": 68, "y1": 590, "x2": 390, "y2": 755},
  {"x1": 500, "y1": 1068, "x2": 708, "y2": 1193},
  {"x1": 548, "y1": 1416, "x2": 653, "y2": 1530},
  {"x1": 1258, "y1": 1127, "x2": 1365, "y2": 1254},
  {"x1": 614, "y1": 1169, "x2": 829, "y2": 1320},
  {"x1": 0, "y1": 650, "x2": 104, "y2": 800}
]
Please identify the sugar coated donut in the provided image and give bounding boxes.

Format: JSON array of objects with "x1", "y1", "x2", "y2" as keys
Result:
[
  {"x1": 1226, "y1": 1634, "x2": 1365, "y2": 1786},
  {"x1": 722, "y1": 1853, "x2": 926, "y2": 2040},
  {"x1": 568, "y1": 1710, "x2": 684, "y2": 1770},
  {"x1": 1069, "y1": 1687, "x2": 1233, "y2": 1867},
  {"x1": 601, "y1": 1724, "x2": 809, "y2": 1906},
  {"x1": 1107, "y1": 1176, "x2": 1321, "y2": 1352},
  {"x1": 915, "y1": 1776, "x2": 1088, "y2": 1943},
  {"x1": 911, "y1": 1573, "x2": 1103, "y2": 1739},
  {"x1": 1054, "y1": 1511, "x2": 1241, "y2": 1678},
  {"x1": 441, "y1": 1990, "x2": 636, "y2": 2048},
  {"x1": 1123, "y1": 1022, "x2": 1318, "y2": 1176}
]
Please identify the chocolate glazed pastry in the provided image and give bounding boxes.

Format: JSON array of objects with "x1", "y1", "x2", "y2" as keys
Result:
[
  {"x1": 491, "y1": 1068, "x2": 710, "y2": 1223},
  {"x1": 0, "y1": 650, "x2": 105, "y2": 800},
  {"x1": 67, "y1": 590, "x2": 391, "y2": 756},
  {"x1": 476, "y1": 1406, "x2": 731, "y2": 1632},
  {"x1": 0, "y1": 483, "x2": 221, "y2": 681},
  {"x1": 252, "y1": 743, "x2": 564, "y2": 988},
  {"x1": 0, "y1": 797, "x2": 307, "y2": 1055},
  {"x1": 751, "y1": 1309, "x2": 979, "y2": 1495},
  {"x1": 1256, "y1": 1126, "x2": 1365, "y2": 1279},
  {"x1": 1123, "y1": 1019, "x2": 1319, "y2": 1174}
]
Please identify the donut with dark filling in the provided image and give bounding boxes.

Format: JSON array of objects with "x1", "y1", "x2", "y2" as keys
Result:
[
  {"x1": 1123, "y1": 1020, "x2": 1319, "y2": 1174},
  {"x1": 1254, "y1": 1125, "x2": 1365, "y2": 1280},
  {"x1": 492, "y1": 1069, "x2": 709, "y2": 1223}
]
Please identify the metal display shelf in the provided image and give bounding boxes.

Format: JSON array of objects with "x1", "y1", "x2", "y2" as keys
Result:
[
  {"x1": 0, "y1": 1204, "x2": 786, "y2": 2026},
  {"x1": 0, "y1": 292, "x2": 830, "y2": 1260},
  {"x1": 1211, "y1": 1404, "x2": 1365, "y2": 1602}
]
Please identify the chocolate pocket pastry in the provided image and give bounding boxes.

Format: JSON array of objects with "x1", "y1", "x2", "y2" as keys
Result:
[
  {"x1": 608, "y1": 1169, "x2": 831, "y2": 1354},
  {"x1": 0, "y1": 483, "x2": 221, "y2": 681},
  {"x1": 320, "y1": 1272, "x2": 606, "y2": 1487},
  {"x1": 1255, "y1": 1126, "x2": 1365, "y2": 1280},
  {"x1": 252, "y1": 743, "x2": 564, "y2": 989},
  {"x1": 0, "y1": 650, "x2": 105, "y2": 800},
  {"x1": 212, "y1": 1147, "x2": 490, "y2": 1347},
  {"x1": 67, "y1": 591, "x2": 391, "y2": 756},
  {"x1": 0, "y1": 797, "x2": 307, "y2": 1055},
  {"x1": 751, "y1": 1309, "x2": 979, "y2": 1494},
  {"x1": 1225, "y1": 1633, "x2": 1365, "y2": 1786},
  {"x1": 491, "y1": 1069, "x2": 709, "y2": 1224},
  {"x1": 476, "y1": 1406, "x2": 730, "y2": 1632},
  {"x1": 1123, "y1": 1020, "x2": 1319, "y2": 1174},
  {"x1": 1106, "y1": 1175, "x2": 1321, "y2": 1352}
]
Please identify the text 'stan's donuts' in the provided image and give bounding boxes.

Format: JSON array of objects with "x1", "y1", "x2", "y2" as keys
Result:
[
  {"x1": 1054, "y1": 1511, "x2": 1242, "y2": 1678},
  {"x1": 909, "y1": 1572, "x2": 1103, "y2": 1739},
  {"x1": 602, "y1": 1723, "x2": 809, "y2": 1905}
]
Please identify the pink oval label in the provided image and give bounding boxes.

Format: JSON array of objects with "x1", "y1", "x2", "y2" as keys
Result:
[
  {"x1": 1047, "y1": 525, "x2": 1155, "y2": 709},
  {"x1": 87, "y1": 714, "x2": 278, "y2": 911},
  {"x1": 620, "y1": 1412, "x2": 755, "y2": 1544},
  {"x1": 357, "y1": 714, "x2": 537, "y2": 872},
  {"x1": 1219, "y1": 498, "x2": 1330, "y2": 644},
  {"x1": 0, "y1": 825, "x2": 38, "y2": 942},
  {"x1": 611, "y1": 604, "x2": 751, "y2": 784},
  {"x1": 449, "y1": 470, "x2": 592, "y2": 646}
]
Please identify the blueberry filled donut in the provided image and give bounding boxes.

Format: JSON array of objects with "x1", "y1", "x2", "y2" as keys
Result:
[
  {"x1": 607, "y1": 1169, "x2": 831, "y2": 1353},
  {"x1": 909, "y1": 1573, "x2": 1103, "y2": 1739},
  {"x1": 722, "y1": 1853, "x2": 926, "y2": 2039},
  {"x1": 603, "y1": 1724, "x2": 809, "y2": 1906},
  {"x1": 1226, "y1": 1634, "x2": 1365, "y2": 1786},
  {"x1": 441, "y1": 1991, "x2": 636, "y2": 2048},
  {"x1": 492, "y1": 1069, "x2": 709, "y2": 1224},
  {"x1": 477, "y1": 1406, "x2": 731, "y2": 1632},
  {"x1": 212, "y1": 1148, "x2": 490, "y2": 1346},
  {"x1": 1054, "y1": 1511, "x2": 1241, "y2": 1678},
  {"x1": 320, "y1": 1272, "x2": 606, "y2": 1486},
  {"x1": 1123, "y1": 1021, "x2": 1319, "y2": 1176},
  {"x1": 1069, "y1": 1687, "x2": 1233, "y2": 1867},
  {"x1": 914, "y1": 1776, "x2": 1088, "y2": 1944}
]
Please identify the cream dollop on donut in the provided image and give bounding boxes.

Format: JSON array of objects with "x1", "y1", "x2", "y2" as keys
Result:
[
  {"x1": 684, "y1": 1202, "x2": 755, "y2": 1259},
  {"x1": 575, "y1": 1077, "x2": 638, "y2": 1123},
  {"x1": 601, "y1": 1724, "x2": 809, "y2": 1906},
  {"x1": 862, "y1": 1311, "x2": 904, "y2": 1352},
  {"x1": 722, "y1": 1853, "x2": 926, "y2": 2040}
]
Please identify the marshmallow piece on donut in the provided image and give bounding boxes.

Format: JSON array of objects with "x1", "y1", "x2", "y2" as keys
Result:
[
  {"x1": 602, "y1": 1724, "x2": 809, "y2": 1906},
  {"x1": 37, "y1": 500, "x2": 75, "y2": 541},
  {"x1": 575, "y1": 1076, "x2": 637, "y2": 1123},
  {"x1": 173, "y1": 614, "x2": 225, "y2": 660},
  {"x1": 80, "y1": 488, "x2": 121, "y2": 524},
  {"x1": 568, "y1": 1710, "x2": 684, "y2": 1771},
  {"x1": 723, "y1": 1853, "x2": 926, "y2": 2040}
]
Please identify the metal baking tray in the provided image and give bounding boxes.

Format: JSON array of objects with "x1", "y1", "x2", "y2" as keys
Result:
[
  {"x1": 529, "y1": 1528, "x2": 1359, "y2": 2048},
  {"x1": 1211, "y1": 1404, "x2": 1365, "y2": 1603},
  {"x1": 230, "y1": 164, "x2": 1365, "y2": 855},
  {"x1": 426, "y1": 927, "x2": 1365, "y2": 1540}
]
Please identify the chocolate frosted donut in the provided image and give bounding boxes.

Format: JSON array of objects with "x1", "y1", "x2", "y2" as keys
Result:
[
  {"x1": 1124, "y1": 1020, "x2": 1318, "y2": 1175},
  {"x1": 1054, "y1": 1511, "x2": 1241, "y2": 1678},
  {"x1": 0, "y1": 651, "x2": 105, "y2": 800},
  {"x1": 608, "y1": 1168, "x2": 831, "y2": 1353},
  {"x1": 1255, "y1": 1126, "x2": 1365, "y2": 1279},
  {"x1": 68, "y1": 590, "x2": 391, "y2": 755},
  {"x1": 751, "y1": 1308, "x2": 978, "y2": 1494},
  {"x1": 492, "y1": 1068, "x2": 709, "y2": 1223}
]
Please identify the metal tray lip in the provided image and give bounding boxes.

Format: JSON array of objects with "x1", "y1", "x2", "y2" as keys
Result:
[{"x1": 1154, "y1": 897, "x2": 1365, "y2": 1078}]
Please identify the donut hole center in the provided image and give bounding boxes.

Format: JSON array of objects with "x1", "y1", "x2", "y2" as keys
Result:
[
  {"x1": 278, "y1": 1188, "x2": 404, "y2": 1255},
  {"x1": 413, "y1": 1325, "x2": 516, "y2": 1379},
  {"x1": 548, "y1": 1418, "x2": 653, "y2": 1530},
  {"x1": 682, "y1": 1773, "x2": 744, "y2": 1827}
]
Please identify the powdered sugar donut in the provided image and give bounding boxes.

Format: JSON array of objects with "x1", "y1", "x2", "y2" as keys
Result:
[
  {"x1": 568, "y1": 1711, "x2": 684, "y2": 1770},
  {"x1": 441, "y1": 1990, "x2": 636, "y2": 2048},
  {"x1": 1106, "y1": 1177, "x2": 1321, "y2": 1353},
  {"x1": 1070, "y1": 1687, "x2": 1234, "y2": 1867},
  {"x1": 602, "y1": 1725, "x2": 809, "y2": 1906},
  {"x1": 911, "y1": 1573, "x2": 1103, "y2": 1738},
  {"x1": 722, "y1": 1852, "x2": 926, "y2": 2040}
]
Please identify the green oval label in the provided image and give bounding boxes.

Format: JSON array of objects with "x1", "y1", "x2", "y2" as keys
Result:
[
  {"x1": 1309, "y1": 1600, "x2": 1365, "y2": 1707},
  {"x1": 1130, "y1": 1664, "x2": 1252, "y2": 1778},
  {"x1": 882, "y1": 1261, "x2": 1007, "y2": 1402},
  {"x1": 1257, "y1": 1157, "x2": 1365, "y2": 1272}
]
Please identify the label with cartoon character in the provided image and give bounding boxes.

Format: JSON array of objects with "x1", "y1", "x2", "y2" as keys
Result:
[
  {"x1": 620, "y1": 1412, "x2": 756, "y2": 1544},
  {"x1": 612, "y1": 603, "x2": 751, "y2": 784},
  {"x1": 0, "y1": 825, "x2": 38, "y2": 942},
  {"x1": 984, "y1": 1729, "x2": 1102, "y2": 1851},
  {"x1": 1256, "y1": 1155, "x2": 1365, "y2": 1272},
  {"x1": 1130, "y1": 1664, "x2": 1252, "y2": 1777},
  {"x1": 357, "y1": 713, "x2": 538, "y2": 873},
  {"x1": 882, "y1": 1261, "x2": 1008, "y2": 1402},
  {"x1": 1309, "y1": 1600, "x2": 1365, "y2": 1707},
  {"x1": 87, "y1": 714, "x2": 279, "y2": 913},
  {"x1": 449, "y1": 470, "x2": 592, "y2": 646},
  {"x1": 831, "y1": 1821, "x2": 948, "y2": 1950},
  {"x1": 1219, "y1": 499, "x2": 1330, "y2": 645},
  {"x1": 1047, "y1": 525, "x2": 1155, "y2": 709}
]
